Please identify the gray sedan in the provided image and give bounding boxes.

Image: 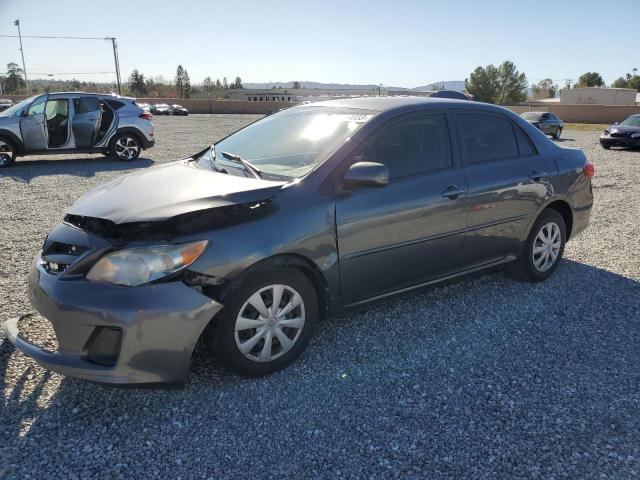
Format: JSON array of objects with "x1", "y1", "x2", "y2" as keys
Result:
[{"x1": 3, "y1": 97, "x2": 593, "y2": 385}]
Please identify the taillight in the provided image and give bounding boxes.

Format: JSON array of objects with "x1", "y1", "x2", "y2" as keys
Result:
[
  {"x1": 583, "y1": 162, "x2": 595, "y2": 178},
  {"x1": 139, "y1": 111, "x2": 152, "y2": 120}
]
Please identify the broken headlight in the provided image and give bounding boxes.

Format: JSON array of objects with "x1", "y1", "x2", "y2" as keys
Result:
[{"x1": 86, "y1": 241, "x2": 208, "y2": 286}]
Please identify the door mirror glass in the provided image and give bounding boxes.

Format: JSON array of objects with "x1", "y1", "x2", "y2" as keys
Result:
[{"x1": 343, "y1": 161, "x2": 389, "y2": 188}]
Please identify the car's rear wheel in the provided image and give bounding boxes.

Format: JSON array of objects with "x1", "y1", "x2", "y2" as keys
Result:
[
  {"x1": 553, "y1": 127, "x2": 562, "y2": 139},
  {"x1": 0, "y1": 138, "x2": 17, "y2": 168},
  {"x1": 109, "y1": 132, "x2": 141, "y2": 161},
  {"x1": 207, "y1": 268, "x2": 318, "y2": 376},
  {"x1": 513, "y1": 209, "x2": 566, "y2": 282}
]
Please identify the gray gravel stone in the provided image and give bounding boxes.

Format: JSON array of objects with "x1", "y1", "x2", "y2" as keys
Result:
[{"x1": 1, "y1": 119, "x2": 639, "y2": 479}]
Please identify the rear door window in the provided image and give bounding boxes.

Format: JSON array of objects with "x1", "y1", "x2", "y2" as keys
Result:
[
  {"x1": 73, "y1": 97, "x2": 100, "y2": 114},
  {"x1": 456, "y1": 113, "x2": 519, "y2": 164}
]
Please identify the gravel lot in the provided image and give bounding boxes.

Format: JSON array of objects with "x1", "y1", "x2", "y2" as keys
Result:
[{"x1": 1, "y1": 116, "x2": 639, "y2": 479}]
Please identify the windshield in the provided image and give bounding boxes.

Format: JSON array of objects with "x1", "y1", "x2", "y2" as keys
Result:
[
  {"x1": 521, "y1": 112, "x2": 542, "y2": 121},
  {"x1": 620, "y1": 115, "x2": 640, "y2": 127},
  {"x1": 197, "y1": 106, "x2": 374, "y2": 179},
  {"x1": 1, "y1": 96, "x2": 36, "y2": 116}
]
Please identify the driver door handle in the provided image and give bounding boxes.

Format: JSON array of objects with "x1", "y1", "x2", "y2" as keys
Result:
[{"x1": 441, "y1": 185, "x2": 465, "y2": 199}]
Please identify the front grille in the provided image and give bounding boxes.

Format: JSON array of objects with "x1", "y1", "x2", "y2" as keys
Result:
[{"x1": 41, "y1": 240, "x2": 90, "y2": 276}]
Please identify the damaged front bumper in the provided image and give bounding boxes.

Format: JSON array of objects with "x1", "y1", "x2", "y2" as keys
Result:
[{"x1": 2, "y1": 254, "x2": 223, "y2": 385}]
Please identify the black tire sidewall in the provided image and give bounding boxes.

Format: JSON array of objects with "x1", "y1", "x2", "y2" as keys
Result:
[
  {"x1": 109, "y1": 132, "x2": 141, "y2": 161},
  {"x1": 210, "y1": 267, "x2": 318, "y2": 377},
  {"x1": 0, "y1": 137, "x2": 17, "y2": 167},
  {"x1": 520, "y1": 210, "x2": 566, "y2": 282}
]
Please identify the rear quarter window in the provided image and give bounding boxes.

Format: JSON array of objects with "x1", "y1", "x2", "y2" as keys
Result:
[{"x1": 105, "y1": 99, "x2": 125, "y2": 110}]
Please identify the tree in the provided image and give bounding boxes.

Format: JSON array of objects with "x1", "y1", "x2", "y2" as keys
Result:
[
  {"x1": 612, "y1": 77, "x2": 628, "y2": 88},
  {"x1": 611, "y1": 71, "x2": 640, "y2": 91},
  {"x1": 215, "y1": 78, "x2": 222, "y2": 89},
  {"x1": 292, "y1": 81, "x2": 301, "y2": 89},
  {"x1": 3, "y1": 62, "x2": 26, "y2": 94},
  {"x1": 575, "y1": 72, "x2": 604, "y2": 88},
  {"x1": 222, "y1": 77, "x2": 228, "y2": 89},
  {"x1": 232, "y1": 76, "x2": 243, "y2": 89},
  {"x1": 175, "y1": 65, "x2": 185, "y2": 97},
  {"x1": 531, "y1": 78, "x2": 558, "y2": 99},
  {"x1": 465, "y1": 61, "x2": 527, "y2": 104},
  {"x1": 128, "y1": 69, "x2": 147, "y2": 96},
  {"x1": 465, "y1": 64, "x2": 499, "y2": 103},
  {"x1": 183, "y1": 70, "x2": 191, "y2": 99},
  {"x1": 203, "y1": 76, "x2": 214, "y2": 93}
]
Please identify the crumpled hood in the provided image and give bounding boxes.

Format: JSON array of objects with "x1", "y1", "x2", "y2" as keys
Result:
[
  {"x1": 68, "y1": 160, "x2": 285, "y2": 223},
  {"x1": 608, "y1": 125, "x2": 640, "y2": 135}
]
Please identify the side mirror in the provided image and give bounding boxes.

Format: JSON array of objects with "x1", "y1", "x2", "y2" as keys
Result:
[{"x1": 343, "y1": 161, "x2": 388, "y2": 189}]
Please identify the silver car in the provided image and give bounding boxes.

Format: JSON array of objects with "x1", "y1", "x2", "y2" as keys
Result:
[{"x1": 0, "y1": 92, "x2": 155, "y2": 167}]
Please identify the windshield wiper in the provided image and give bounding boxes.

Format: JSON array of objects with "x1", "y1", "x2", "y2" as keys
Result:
[
  {"x1": 206, "y1": 144, "x2": 229, "y2": 174},
  {"x1": 220, "y1": 151, "x2": 262, "y2": 179}
]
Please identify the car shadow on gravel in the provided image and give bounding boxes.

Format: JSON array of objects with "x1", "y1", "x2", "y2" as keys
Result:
[
  {"x1": 1, "y1": 258, "x2": 639, "y2": 476},
  {"x1": 1, "y1": 156, "x2": 155, "y2": 183}
]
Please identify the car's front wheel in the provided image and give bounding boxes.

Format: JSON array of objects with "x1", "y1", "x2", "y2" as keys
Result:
[
  {"x1": 109, "y1": 132, "x2": 141, "y2": 161},
  {"x1": 514, "y1": 209, "x2": 566, "y2": 282},
  {"x1": 553, "y1": 127, "x2": 562, "y2": 139},
  {"x1": 0, "y1": 138, "x2": 17, "y2": 168},
  {"x1": 208, "y1": 268, "x2": 318, "y2": 376}
]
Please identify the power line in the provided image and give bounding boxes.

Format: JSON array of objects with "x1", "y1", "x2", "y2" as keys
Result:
[{"x1": 0, "y1": 31, "x2": 122, "y2": 94}]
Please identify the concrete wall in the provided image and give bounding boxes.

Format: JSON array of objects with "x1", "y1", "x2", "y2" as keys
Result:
[
  {"x1": 560, "y1": 87, "x2": 636, "y2": 106},
  {"x1": 507, "y1": 104, "x2": 640, "y2": 124}
]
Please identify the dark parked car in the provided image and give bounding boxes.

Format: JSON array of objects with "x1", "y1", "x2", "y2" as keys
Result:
[
  {"x1": 0, "y1": 98, "x2": 13, "y2": 112},
  {"x1": 600, "y1": 114, "x2": 640, "y2": 149},
  {"x1": 151, "y1": 103, "x2": 172, "y2": 115},
  {"x1": 428, "y1": 90, "x2": 469, "y2": 101},
  {"x1": 3, "y1": 97, "x2": 593, "y2": 385},
  {"x1": 521, "y1": 111, "x2": 564, "y2": 139},
  {"x1": 170, "y1": 104, "x2": 189, "y2": 116}
]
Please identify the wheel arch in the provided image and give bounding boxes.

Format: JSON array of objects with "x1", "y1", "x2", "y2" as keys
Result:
[
  {"x1": 0, "y1": 129, "x2": 25, "y2": 155},
  {"x1": 544, "y1": 199, "x2": 573, "y2": 239},
  {"x1": 110, "y1": 127, "x2": 145, "y2": 147},
  {"x1": 216, "y1": 253, "x2": 331, "y2": 319}
]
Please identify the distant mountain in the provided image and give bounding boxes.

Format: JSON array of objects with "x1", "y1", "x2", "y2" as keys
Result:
[
  {"x1": 243, "y1": 80, "x2": 467, "y2": 92},
  {"x1": 412, "y1": 80, "x2": 466, "y2": 92}
]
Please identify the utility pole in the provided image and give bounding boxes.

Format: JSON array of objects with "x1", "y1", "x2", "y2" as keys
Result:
[
  {"x1": 14, "y1": 20, "x2": 28, "y2": 92},
  {"x1": 110, "y1": 37, "x2": 122, "y2": 95}
]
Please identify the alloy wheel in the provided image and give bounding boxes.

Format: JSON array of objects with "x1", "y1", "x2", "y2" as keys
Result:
[
  {"x1": 114, "y1": 136, "x2": 140, "y2": 160},
  {"x1": 234, "y1": 284, "x2": 306, "y2": 363},
  {"x1": 0, "y1": 140, "x2": 13, "y2": 166},
  {"x1": 532, "y1": 222, "x2": 561, "y2": 272}
]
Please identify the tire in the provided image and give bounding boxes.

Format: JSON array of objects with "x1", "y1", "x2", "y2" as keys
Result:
[
  {"x1": 553, "y1": 127, "x2": 562, "y2": 140},
  {"x1": 602, "y1": 144, "x2": 611, "y2": 150},
  {"x1": 108, "y1": 132, "x2": 142, "y2": 161},
  {"x1": 0, "y1": 137, "x2": 17, "y2": 168},
  {"x1": 512, "y1": 209, "x2": 566, "y2": 282},
  {"x1": 207, "y1": 267, "x2": 318, "y2": 377}
]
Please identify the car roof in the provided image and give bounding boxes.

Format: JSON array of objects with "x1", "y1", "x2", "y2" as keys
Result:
[
  {"x1": 47, "y1": 92, "x2": 134, "y2": 101},
  {"x1": 298, "y1": 95, "x2": 497, "y2": 113}
]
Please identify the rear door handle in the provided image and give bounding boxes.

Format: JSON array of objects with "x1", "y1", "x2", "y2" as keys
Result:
[
  {"x1": 529, "y1": 169, "x2": 542, "y2": 182},
  {"x1": 441, "y1": 185, "x2": 465, "y2": 199}
]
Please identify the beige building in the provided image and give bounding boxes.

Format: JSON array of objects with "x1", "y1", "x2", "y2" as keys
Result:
[{"x1": 560, "y1": 87, "x2": 636, "y2": 105}]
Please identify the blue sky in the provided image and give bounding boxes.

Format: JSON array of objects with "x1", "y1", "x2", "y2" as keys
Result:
[{"x1": 0, "y1": 0, "x2": 638, "y2": 87}]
